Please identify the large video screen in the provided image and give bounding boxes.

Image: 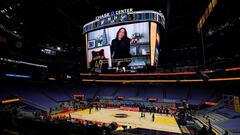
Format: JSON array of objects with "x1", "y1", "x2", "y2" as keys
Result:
[{"x1": 86, "y1": 22, "x2": 150, "y2": 69}]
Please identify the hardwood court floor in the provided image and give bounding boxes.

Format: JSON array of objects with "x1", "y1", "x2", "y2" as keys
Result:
[{"x1": 70, "y1": 108, "x2": 182, "y2": 133}]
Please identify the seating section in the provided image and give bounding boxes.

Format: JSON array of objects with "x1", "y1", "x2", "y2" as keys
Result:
[
  {"x1": 187, "y1": 100, "x2": 203, "y2": 105},
  {"x1": 0, "y1": 82, "x2": 79, "y2": 109},
  {"x1": 114, "y1": 86, "x2": 139, "y2": 98},
  {"x1": 57, "y1": 84, "x2": 78, "y2": 98},
  {"x1": 198, "y1": 104, "x2": 240, "y2": 134},
  {"x1": 14, "y1": 88, "x2": 57, "y2": 108},
  {"x1": 42, "y1": 84, "x2": 74, "y2": 101},
  {"x1": 96, "y1": 86, "x2": 118, "y2": 97},
  {"x1": 206, "y1": 112, "x2": 229, "y2": 124},
  {"x1": 90, "y1": 85, "x2": 164, "y2": 99},
  {"x1": 0, "y1": 90, "x2": 14, "y2": 99},
  {"x1": 43, "y1": 89, "x2": 70, "y2": 102},
  {"x1": 19, "y1": 104, "x2": 45, "y2": 113},
  {"x1": 83, "y1": 86, "x2": 98, "y2": 98},
  {"x1": 165, "y1": 87, "x2": 188, "y2": 99},
  {"x1": 219, "y1": 118, "x2": 240, "y2": 133},
  {"x1": 190, "y1": 87, "x2": 214, "y2": 100},
  {"x1": 138, "y1": 87, "x2": 163, "y2": 99},
  {"x1": 1, "y1": 83, "x2": 217, "y2": 108},
  {"x1": 188, "y1": 87, "x2": 215, "y2": 105},
  {"x1": 0, "y1": 85, "x2": 19, "y2": 99},
  {"x1": 82, "y1": 85, "x2": 216, "y2": 105},
  {"x1": 216, "y1": 107, "x2": 240, "y2": 119}
]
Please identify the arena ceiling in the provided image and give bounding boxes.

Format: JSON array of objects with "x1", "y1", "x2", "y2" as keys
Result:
[{"x1": 0, "y1": 0, "x2": 209, "y2": 51}]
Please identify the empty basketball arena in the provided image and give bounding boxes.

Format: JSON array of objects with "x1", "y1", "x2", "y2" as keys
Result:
[{"x1": 1, "y1": 0, "x2": 240, "y2": 135}]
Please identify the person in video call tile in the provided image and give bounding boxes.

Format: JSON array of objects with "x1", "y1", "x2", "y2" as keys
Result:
[{"x1": 111, "y1": 27, "x2": 131, "y2": 61}]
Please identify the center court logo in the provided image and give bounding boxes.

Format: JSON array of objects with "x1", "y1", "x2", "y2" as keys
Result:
[{"x1": 113, "y1": 113, "x2": 128, "y2": 118}]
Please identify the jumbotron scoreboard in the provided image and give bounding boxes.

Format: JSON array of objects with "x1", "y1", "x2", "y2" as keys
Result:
[{"x1": 83, "y1": 8, "x2": 165, "y2": 73}]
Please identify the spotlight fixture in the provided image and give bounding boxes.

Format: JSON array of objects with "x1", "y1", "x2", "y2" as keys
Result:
[{"x1": 57, "y1": 46, "x2": 61, "y2": 51}]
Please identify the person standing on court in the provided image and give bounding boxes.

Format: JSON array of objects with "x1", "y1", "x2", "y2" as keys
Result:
[
  {"x1": 152, "y1": 113, "x2": 155, "y2": 122},
  {"x1": 89, "y1": 107, "x2": 92, "y2": 114}
]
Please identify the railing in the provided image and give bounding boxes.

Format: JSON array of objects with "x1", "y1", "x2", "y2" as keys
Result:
[{"x1": 194, "y1": 116, "x2": 225, "y2": 135}]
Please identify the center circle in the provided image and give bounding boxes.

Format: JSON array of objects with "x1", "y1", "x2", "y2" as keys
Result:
[{"x1": 114, "y1": 113, "x2": 128, "y2": 118}]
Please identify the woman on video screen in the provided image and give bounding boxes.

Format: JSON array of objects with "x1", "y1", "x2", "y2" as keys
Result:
[{"x1": 111, "y1": 27, "x2": 131, "y2": 60}]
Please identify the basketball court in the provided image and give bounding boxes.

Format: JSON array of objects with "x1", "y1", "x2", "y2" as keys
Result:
[{"x1": 67, "y1": 108, "x2": 182, "y2": 134}]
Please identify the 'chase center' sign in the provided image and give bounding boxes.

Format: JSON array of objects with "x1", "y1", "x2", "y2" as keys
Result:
[
  {"x1": 83, "y1": 8, "x2": 165, "y2": 33},
  {"x1": 95, "y1": 8, "x2": 133, "y2": 20}
]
